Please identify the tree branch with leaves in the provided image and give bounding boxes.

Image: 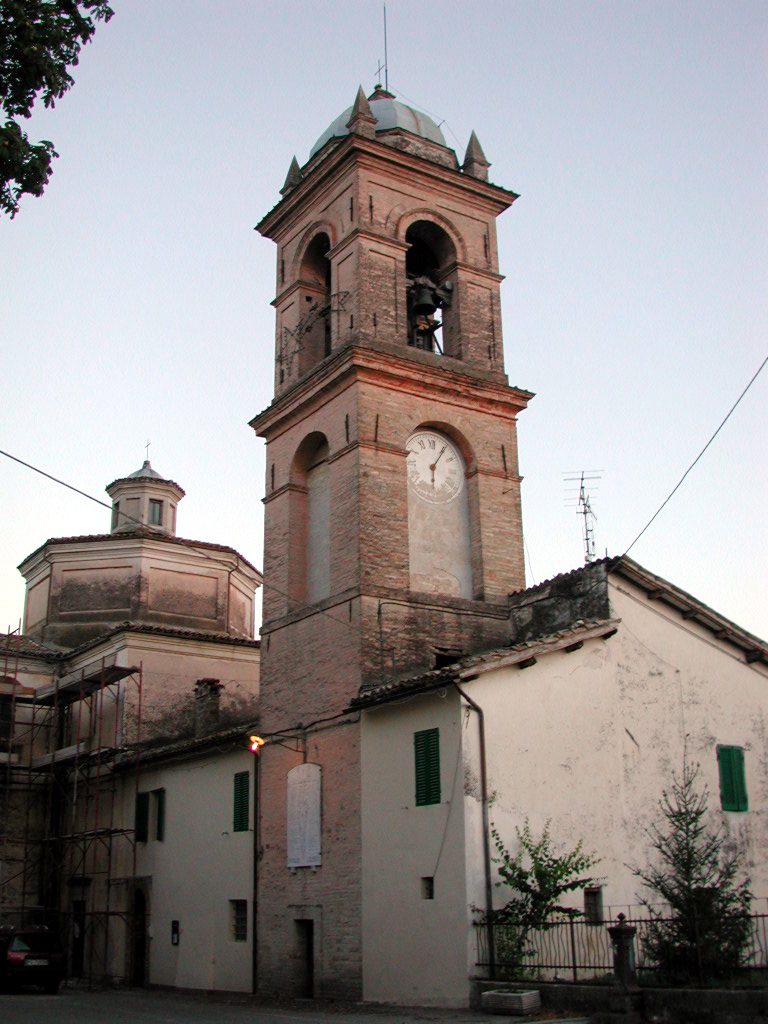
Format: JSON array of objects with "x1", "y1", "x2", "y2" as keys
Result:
[
  {"x1": 1, "y1": 0, "x2": 113, "y2": 217},
  {"x1": 485, "y1": 819, "x2": 600, "y2": 975}
]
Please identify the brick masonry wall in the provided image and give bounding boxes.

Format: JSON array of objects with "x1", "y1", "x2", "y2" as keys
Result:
[
  {"x1": 257, "y1": 722, "x2": 362, "y2": 998},
  {"x1": 254, "y1": 132, "x2": 530, "y2": 999},
  {"x1": 263, "y1": 138, "x2": 515, "y2": 398}
]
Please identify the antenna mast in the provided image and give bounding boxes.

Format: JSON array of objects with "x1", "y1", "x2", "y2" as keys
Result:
[{"x1": 564, "y1": 470, "x2": 602, "y2": 564}]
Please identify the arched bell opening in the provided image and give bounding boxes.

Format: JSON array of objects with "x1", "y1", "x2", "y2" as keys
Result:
[
  {"x1": 405, "y1": 221, "x2": 458, "y2": 357},
  {"x1": 298, "y1": 232, "x2": 332, "y2": 374}
]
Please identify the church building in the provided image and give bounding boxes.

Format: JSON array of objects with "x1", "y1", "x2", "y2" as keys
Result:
[
  {"x1": 2, "y1": 85, "x2": 765, "y2": 1006},
  {"x1": 1, "y1": 461, "x2": 262, "y2": 988}
]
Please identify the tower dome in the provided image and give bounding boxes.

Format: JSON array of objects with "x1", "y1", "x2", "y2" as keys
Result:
[{"x1": 309, "y1": 86, "x2": 449, "y2": 158}]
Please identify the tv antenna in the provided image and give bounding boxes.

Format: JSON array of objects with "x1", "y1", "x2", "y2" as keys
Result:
[{"x1": 564, "y1": 470, "x2": 602, "y2": 564}]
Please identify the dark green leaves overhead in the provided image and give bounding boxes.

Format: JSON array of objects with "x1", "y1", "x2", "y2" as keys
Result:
[{"x1": 0, "y1": 1, "x2": 113, "y2": 216}]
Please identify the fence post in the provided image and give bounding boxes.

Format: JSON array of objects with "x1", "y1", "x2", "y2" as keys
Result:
[
  {"x1": 608, "y1": 914, "x2": 639, "y2": 991},
  {"x1": 568, "y1": 916, "x2": 578, "y2": 982}
]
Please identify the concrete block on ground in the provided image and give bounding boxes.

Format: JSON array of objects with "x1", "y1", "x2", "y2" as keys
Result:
[{"x1": 481, "y1": 988, "x2": 541, "y2": 1015}]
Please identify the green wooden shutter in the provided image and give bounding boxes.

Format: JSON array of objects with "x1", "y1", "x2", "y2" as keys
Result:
[
  {"x1": 718, "y1": 746, "x2": 748, "y2": 812},
  {"x1": 233, "y1": 771, "x2": 250, "y2": 831},
  {"x1": 414, "y1": 728, "x2": 440, "y2": 806},
  {"x1": 154, "y1": 788, "x2": 166, "y2": 841},
  {"x1": 135, "y1": 791, "x2": 149, "y2": 843}
]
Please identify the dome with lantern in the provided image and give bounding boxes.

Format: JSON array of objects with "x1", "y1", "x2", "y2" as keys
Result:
[{"x1": 310, "y1": 86, "x2": 449, "y2": 157}]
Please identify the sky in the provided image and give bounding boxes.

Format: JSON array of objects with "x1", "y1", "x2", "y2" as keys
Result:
[{"x1": 1, "y1": 0, "x2": 766, "y2": 640}]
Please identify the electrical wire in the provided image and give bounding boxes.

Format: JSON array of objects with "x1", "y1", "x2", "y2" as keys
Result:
[
  {"x1": 0, "y1": 447, "x2": 353, "y2": 631},
  {"x1": 623, "y1": 352, "x2": 768, "y2": 556},
  {"x1": 387, "y1": 81, "x2": 465, "y2": 153}
]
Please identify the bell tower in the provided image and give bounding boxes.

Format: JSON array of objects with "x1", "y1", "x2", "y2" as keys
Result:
[{"x1": 250, "y1": 87, "x2": 532, "y2": 998}]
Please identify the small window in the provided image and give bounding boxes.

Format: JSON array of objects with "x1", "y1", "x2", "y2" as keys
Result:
[
  {"x1": 421, "y1": 876, "x2": 435, "y2": 900},
  {"x1": 230, "y1": 899, "x2": 247, "y2": 941},
  {"x1": 414, "y1": 728, "x2": 440, "y2": 806},
  {"x1": 149, "y1": 499, "x2": 163, "y2": 526},
  {"x1": 717, "y1": 745, "x2": 748, "y2": 812},
  {"x1": 433, "y1": 648, "x2": 461, "y2": 669},
  {"x1": 135, "y1": 792, "x2": 150, "y2": 843},
  {"x1": 233, "y1": 771, "x2": 249, "y2": 832},
  {"x1": 153, "y1": 788, "x2": 166, "y2": 841},
  {"x1": 584, "y1": 886, "x2": 604, "y2": 924},
  {"x1": 111, "y1": 502, "x2": 120, "y2": 530}
]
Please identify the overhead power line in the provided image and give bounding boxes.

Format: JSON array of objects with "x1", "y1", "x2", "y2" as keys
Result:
[
  {"x1": 0, "y1": 448, "x2": 353, "y2": 630},
  {"x1": 624, "y1": 352, "x2": 768, "y2": 556}
]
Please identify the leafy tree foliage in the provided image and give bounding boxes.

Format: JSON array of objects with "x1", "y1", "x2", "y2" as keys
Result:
[
  {"x1": 633, "y1": 759, "x2": 753, "y2": 983},
  {"x1": 488, "y1": 819, "x2": 599, "y2": 973},
  {"x1": 0, "y1": 0, "x2": 112, "y2": 217}
]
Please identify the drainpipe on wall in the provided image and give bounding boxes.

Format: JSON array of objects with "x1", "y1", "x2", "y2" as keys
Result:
[
  {"x1": 251, "y1": 748, "x2": 260, "y2": 994},
  {"x1": 451, "y1": 681, "x2": 495, "y2": 979}
]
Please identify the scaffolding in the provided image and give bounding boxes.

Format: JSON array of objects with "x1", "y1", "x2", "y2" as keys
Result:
[{"x1": 0, "y1": 631, "x2": 144, "y2": 986}]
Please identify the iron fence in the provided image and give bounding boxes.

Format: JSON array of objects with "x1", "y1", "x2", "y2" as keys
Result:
[{"x1": 475, "y1": 913, "x2": 768, "y2": 987}]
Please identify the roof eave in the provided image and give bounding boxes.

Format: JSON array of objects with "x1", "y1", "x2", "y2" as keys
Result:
[
  {"x1": 611, "y1": 555, "x2": 768, "y2": 665},
  {"x1": 350, "y1": 618, "x2": 620, "y2": 711},
  {"x1": 257, "y1": 132, "x2": 518, "y2": 240}
]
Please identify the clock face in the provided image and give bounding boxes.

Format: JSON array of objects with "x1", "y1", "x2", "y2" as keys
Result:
[{"x1": 406, "y1": 431, "x2": 464, "y2": 505}]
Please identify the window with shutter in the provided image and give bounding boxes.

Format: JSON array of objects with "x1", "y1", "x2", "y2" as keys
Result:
[
  {"x1": 414, "y1": 728, "x2": 440, "y2": 806},
  {"x1": 135, "y1": 791, "x2": 150, "y2": 843},
  {"x1": 717, "y1": 745, "x2": 748, "y2": 812},
  {"x1": 153, "y1": 788, "x2": 166, "y2": 841},
  {"x1": 233, "y1": 771, "x2": 250, "y2": 831}
]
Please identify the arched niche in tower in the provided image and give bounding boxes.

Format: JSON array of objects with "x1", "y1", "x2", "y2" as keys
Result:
[
  {"x1": 404, "y1": 220, "x2": 459, "y2": 358},
  {"x1": 404, "y1": 424, "x2": 473, "y2": 599},
  {"x1": 289, "y1": 432, "x2": 331, "y2": 606},
  {"x1": 297, "y1": 232, "x2": 332, "y2": 376}
]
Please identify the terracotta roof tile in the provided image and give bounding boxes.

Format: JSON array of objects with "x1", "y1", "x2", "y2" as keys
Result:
[
  {"x1": 0, "y1": 633, "x2": 60, "y2": 661},
  {"x1": 352, "y1": 618, "x2": 617, "y2": 709},
  {"x1": 63, "y1": 622, "x2": 261, "y2": 658}
]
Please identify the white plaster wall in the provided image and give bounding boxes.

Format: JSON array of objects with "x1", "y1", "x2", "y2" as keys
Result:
[
  {"x1": 471, "y1": 582, "x2": 768, "y2": 915},
  {"x1": 360, "y1": 578, "x2": 768, "y2": 1005},
  {"x1": 361, "y1": 688, "x2": 472, "y2": 1006},
  {"x1": 120, "y1": 635, "x2": 260, "y2": 743},
  {"x1": 131, "y1": 749, "x2": 254, "y2": 992},
  {"x1": 54, "y1": 634, "x2": 259, "y2": 749}
]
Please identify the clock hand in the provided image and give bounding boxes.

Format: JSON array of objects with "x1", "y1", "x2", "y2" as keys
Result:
[
  {"x1": 428, "y1": 447, "x2": 446, "y2": 473},
  {"x1": 428, "y1": 446, "x2": 446, "y2": 487}
]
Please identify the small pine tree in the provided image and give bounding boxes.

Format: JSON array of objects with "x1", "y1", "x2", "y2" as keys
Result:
[{"x1": 633, "y1": 758, "x2": 753, "y2": 983}]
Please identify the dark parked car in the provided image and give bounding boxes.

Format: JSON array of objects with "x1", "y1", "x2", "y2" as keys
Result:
[{"x1": 0, "y1": 926, "x2": 65, "y2": 993}]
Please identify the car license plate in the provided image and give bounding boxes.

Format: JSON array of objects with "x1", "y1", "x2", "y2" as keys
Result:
[{"x1": 26, "y1": 958, "x2": 48, "y2": 966}]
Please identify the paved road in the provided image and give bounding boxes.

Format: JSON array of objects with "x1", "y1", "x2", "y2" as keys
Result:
[{"x1": 0, "y1": 987, "x2": 498, "y2": 1024}]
